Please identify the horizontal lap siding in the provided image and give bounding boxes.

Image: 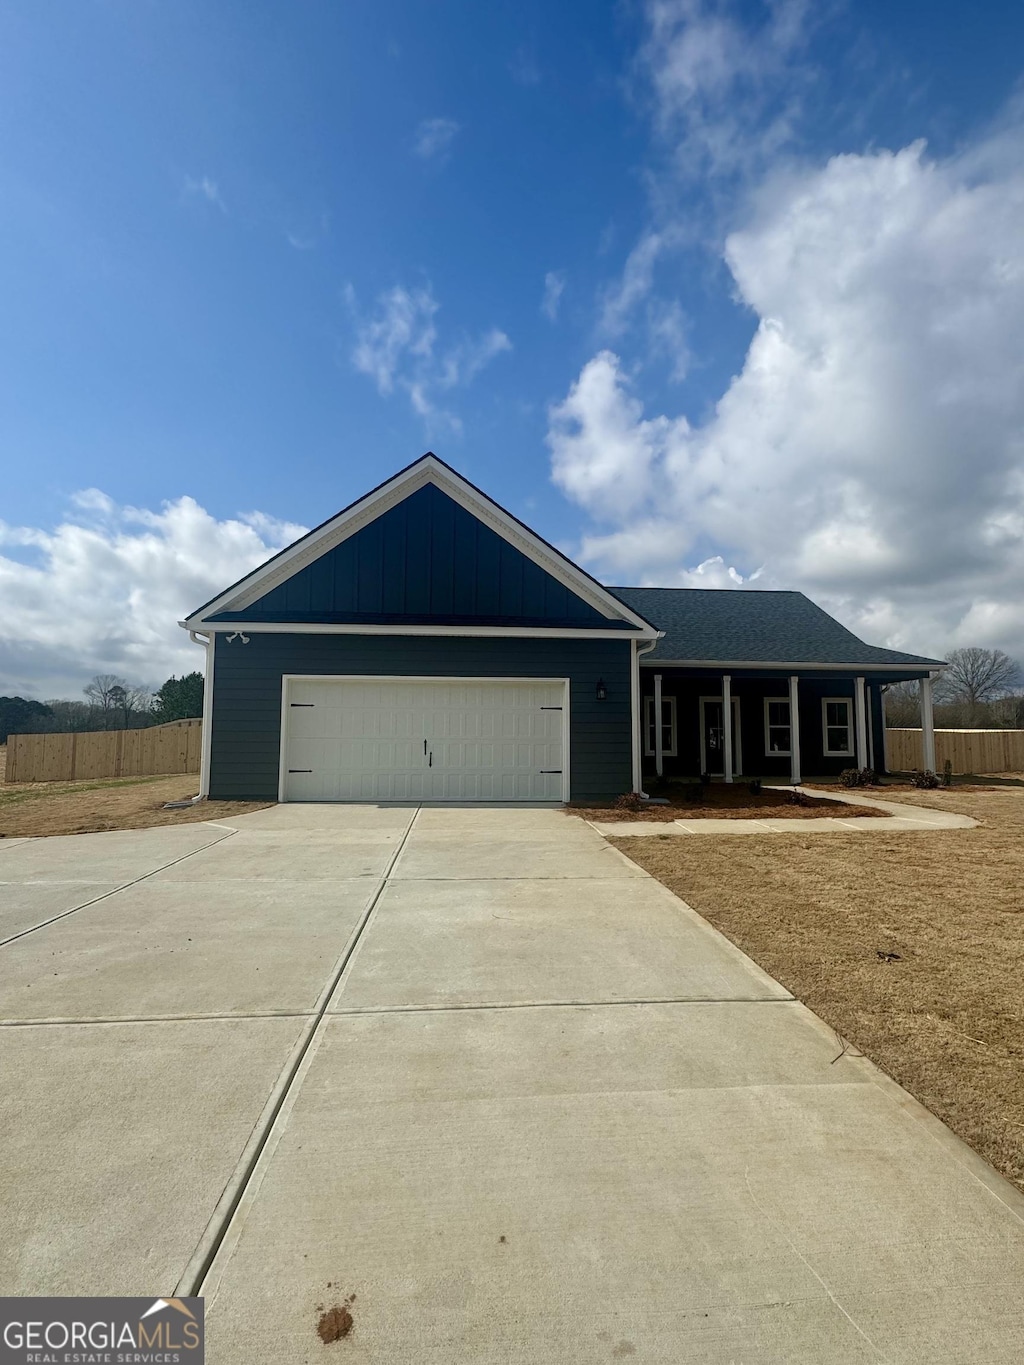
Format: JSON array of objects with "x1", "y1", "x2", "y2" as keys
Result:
[{"x1": 209, "y1": 634, "x2": 632, "y2": 802}]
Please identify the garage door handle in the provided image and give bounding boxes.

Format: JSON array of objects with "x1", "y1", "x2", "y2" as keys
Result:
[
  {"x1": 290, "y1": 703, "x2": 314, "y2": 707},
  {"x1": 288, "y1": 769, "x2": 312, "y2": 773},
  {"x1": 540, "y1": 706, "x2": 562, "y2": 710},
  {"x1": 429, "y1": 752, "x2": 432, "y2": 767},
  {"x1": 540, "y1": 769, "x2": 562, "y2": 774}
]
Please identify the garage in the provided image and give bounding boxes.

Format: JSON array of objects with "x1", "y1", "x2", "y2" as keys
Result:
[
  {"x1": 280, "y1": 676, "x2": 568, "y2": 802},
  {"x1": 186, "y1": 455, "x2": 658, "y2": 803}
]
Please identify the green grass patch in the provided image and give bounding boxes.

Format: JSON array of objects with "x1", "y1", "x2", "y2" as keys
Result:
[{"x1": 0, "y1": 775, "x2": 175, "y2": 808}]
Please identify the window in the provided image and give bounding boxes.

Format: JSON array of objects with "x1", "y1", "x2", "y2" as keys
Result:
[
  {"x1": 764, "y1": 697, "x2": 792, "y2": 756},
  {"x1": 822, "y1": 697, "x2": 854, "y2": 756},
  {"x1": 644, "y1": 695, "x2": 677, "y2": 757}
]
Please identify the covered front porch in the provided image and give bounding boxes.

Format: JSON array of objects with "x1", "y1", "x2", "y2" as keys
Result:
[{"x1": 639, "y1": 667, "x2": 939, "y2": 785}]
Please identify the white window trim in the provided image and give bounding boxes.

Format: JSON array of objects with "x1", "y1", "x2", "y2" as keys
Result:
[
  {"x1": 822, "y1": 696, "x2": 855, "y2": 757},
  {"x1": 699, "y1": 695, "x2": 742, "y2": 776},
  {"x1": 643, "y1": 694, "x2": 678, "y2": 757},
  {"x1": 763, "y1": 696, "x2": 792, "y2": 758}
]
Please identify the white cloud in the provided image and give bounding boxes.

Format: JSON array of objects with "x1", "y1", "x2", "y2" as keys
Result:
[
  {"x1": 413, "y1": 117, "x2": 460, "y2": 162},
  {"x1": 0, "y1": 496, "x2": 305, "y2": 699},
  {"x1": 599, "y1": 230, "x2": 677, "y2": 335},
  {"x1": 548, "y1": 127, "x2": 1024, "y2": 662},
  {"x1": 641, "y1": 0, "x2": 811, "y2": 180},
  {"x1": 541, "y1": 271, "x2": 565, "y2": 322},
  {"x1": 182, "y1": 175, "x2": 227, "y2": 213},
  {"x1": 598, "y1": 0, "x2": 814, "y2": 338},
  {"x1": 348, "y1": 284, "x2": 510, "y2": 430}
]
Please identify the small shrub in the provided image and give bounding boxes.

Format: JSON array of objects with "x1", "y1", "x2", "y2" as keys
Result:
[
  {"x1": 614, "y1": 791, "x2": 645, "y2": 813},
  {"x1": 839, "y1": 767, "x2": 877, "y2": 788},
  {"x1": 910, "y1": 769, "x2": 940, "y2": 789},
  {"x1": 748, "y1": 779, "x2": 763, "y2": 795},
  {"x1": 787, "y1": 788, "x2": 811, "y2": 806},
  {"x1": 943, "y1": 759, "x2": 953, "y2": 787}
]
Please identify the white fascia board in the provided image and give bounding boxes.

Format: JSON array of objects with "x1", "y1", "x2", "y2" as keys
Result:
[
  {"x1": 178, "y1": 620, "x2": 657, "y2": 640},
  {"x1": 182, "y1": 455, "x2": 657, "y2": 633},
  {"x1": 642, "y1": 657, "x2": 941, "y2": 671}
]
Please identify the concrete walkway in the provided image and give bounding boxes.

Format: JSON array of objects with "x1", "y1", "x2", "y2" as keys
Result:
[
  {"x1": 590, "y1": 784, "x2": 979, "y2": 835},
  {"x1": 1, "y1": 804, "x2": 1021, "y2": 1362}
]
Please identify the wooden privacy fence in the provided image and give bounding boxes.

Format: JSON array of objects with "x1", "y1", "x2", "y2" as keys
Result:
[
  {"x1": 5, "y1": 718, "x2": 202, "y2": 784},
  {"x1": 887, "y1": 728, "x2": 1024, "y2": 774}
]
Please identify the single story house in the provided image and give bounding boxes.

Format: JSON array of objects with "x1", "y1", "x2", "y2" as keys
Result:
[{"x1": 181, "y1": 454, "x2": 944, "y2": 803}]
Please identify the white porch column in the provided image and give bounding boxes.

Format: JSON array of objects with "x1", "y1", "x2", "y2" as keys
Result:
[
  {"x1": 788, "y1": 674, "x2": 801, "y2": 785},
  {"x1": 190, "y1": 629, "x2": 213, "y2": 799},
  {"x1": 722, "y1": 674, "x2": 733, "y2": 783},
  {"x1": 920, "y1": 674, "x2": 937, "y2": 773},
  {"x1": 653, "y1": 673, "x2": 664, "y2": 778},
  {"x1": 854, "y1": 676, "x2": 869, "y2": 770},
  {"x1": 867, "y1": 684, "x2": 876, "y2": 772}
]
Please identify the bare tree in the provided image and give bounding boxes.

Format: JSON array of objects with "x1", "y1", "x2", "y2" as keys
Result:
[
  {"x1": 884, "y1": 680, "x2": 920, "y2": 727},
  {"x1": 83, "y1": 674, "x2": 127, "y2": 729},
  {"x1": 82, "y1": 676, "x2": 152, "y2": 729},
  {"x1": 937, "y1": 648, "x2": 1022, "y2": 708},
  {"x1": 121, "y1": 684, "x2": 153, "y2": 728}
]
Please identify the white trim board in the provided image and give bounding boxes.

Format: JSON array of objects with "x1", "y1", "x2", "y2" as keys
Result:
[
  {"x1": 643, "y1": 658, "x2": 941, "y2": 672},
  {"x1": 277, "y1": 674, "x2": 571, "y2": 804},
  {"x1": 184, "y1": 455, "x2": 658, "y2": 636},
  {"x1": 181, "y1": 621, "x2": 649, "y2": 640}
]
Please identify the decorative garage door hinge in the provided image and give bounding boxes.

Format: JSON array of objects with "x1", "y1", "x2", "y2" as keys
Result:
[
  {"x1": 290, "y1": 702, "x2": 315, "y2": 707},
  {"x1": 288, "y1": 769, "x2": 313, "y2": 773},
  {"x1": 540, "y1": 706, "x2": 563, "y2": 710},
  {"x1": 540, "y1": 769, "x2": 563, "y2": 774}
]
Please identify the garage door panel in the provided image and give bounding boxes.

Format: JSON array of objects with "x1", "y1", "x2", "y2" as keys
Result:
[{"x1": 282, "y1": 679, "x2": 565, "y2": 802}]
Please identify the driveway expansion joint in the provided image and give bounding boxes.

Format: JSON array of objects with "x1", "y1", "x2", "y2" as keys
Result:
[
  {"x1": 330, "y1": 994, "x2": 797, "y2": 1015},
  {"x1": 173, "y1": 804, "x2": 423, "y2": 1299},
  {"x1": 0, "y1": 827, "x2": 239, "y2": 948}
]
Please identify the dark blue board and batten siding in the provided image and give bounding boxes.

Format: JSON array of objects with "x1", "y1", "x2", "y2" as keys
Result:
[
  {"x1": 210, "y1": 483, "x2": 625, "y2": 630},
  {"x1": 209, "y1": 633, "x2": 633, "y2": 802}
]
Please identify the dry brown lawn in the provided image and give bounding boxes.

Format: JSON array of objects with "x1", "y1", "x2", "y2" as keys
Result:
[
  {"x1": 0, "y1": 750, "x2": 269, "y2": 837},
  {"x1": 611, "y1": 785, "x2": 1024, "y2": 1193}
]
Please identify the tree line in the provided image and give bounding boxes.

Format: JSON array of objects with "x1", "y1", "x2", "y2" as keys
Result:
[
  {"x1": 0, "y1": 672, "x2": 203, "y2": 744},
  {"x1": 885, "y1": 647, "x2": 1024, "y2": 728}
]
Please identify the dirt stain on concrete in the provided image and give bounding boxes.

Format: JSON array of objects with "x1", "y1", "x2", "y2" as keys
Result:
[{"x1": 316, "y1": 1292, "x2": 356, "y2": 1344}]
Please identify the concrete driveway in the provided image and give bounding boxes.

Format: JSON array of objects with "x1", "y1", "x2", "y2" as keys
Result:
[{"x1": 2, "y1": 805, "x2": 1024, "y2": 1362}]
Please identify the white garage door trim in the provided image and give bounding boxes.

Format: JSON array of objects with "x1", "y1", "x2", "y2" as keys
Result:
[{"x1": 277, "y1": 674, "x2": 571, "y2": 803}]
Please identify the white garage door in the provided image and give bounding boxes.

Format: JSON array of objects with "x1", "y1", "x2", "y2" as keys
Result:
[{"x1": 281, "y1": 677, "x2": 567, "y2": 802}]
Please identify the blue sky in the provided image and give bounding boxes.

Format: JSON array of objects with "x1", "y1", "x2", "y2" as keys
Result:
[{"x1": 4, "y1": 1, "x2": 1024, "y2": 695}]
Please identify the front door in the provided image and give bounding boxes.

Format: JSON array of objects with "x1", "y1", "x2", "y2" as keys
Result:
[{"x1": 700, "y1": 697, "x2": 742, "y2": 777}]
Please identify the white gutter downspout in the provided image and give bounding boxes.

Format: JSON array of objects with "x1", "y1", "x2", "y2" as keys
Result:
[
  {"x1": 188, "y1": 628, "x2": 214, "y2": 800},
  {"x1": 632, "y1": 639, "x2": 659, "y2": 796}
]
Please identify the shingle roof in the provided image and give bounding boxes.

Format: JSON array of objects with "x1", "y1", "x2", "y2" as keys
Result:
[{"x1": 609, "y1": 587, "x2": 944, "y2": 668}]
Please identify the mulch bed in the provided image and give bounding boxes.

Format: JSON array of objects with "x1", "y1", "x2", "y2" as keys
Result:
[{"x1": 568, "y1": 784, "x2": 888, "y2": 821}]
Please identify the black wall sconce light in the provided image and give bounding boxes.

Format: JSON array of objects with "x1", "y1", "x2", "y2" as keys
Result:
[{"x1": 595, "y1": 678, "x2": 607, "y2": 701}]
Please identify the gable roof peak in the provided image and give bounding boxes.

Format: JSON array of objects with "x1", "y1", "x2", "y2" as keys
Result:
[{"x1": 182, "y1": 453, "x2": 660, "y2": 635}]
